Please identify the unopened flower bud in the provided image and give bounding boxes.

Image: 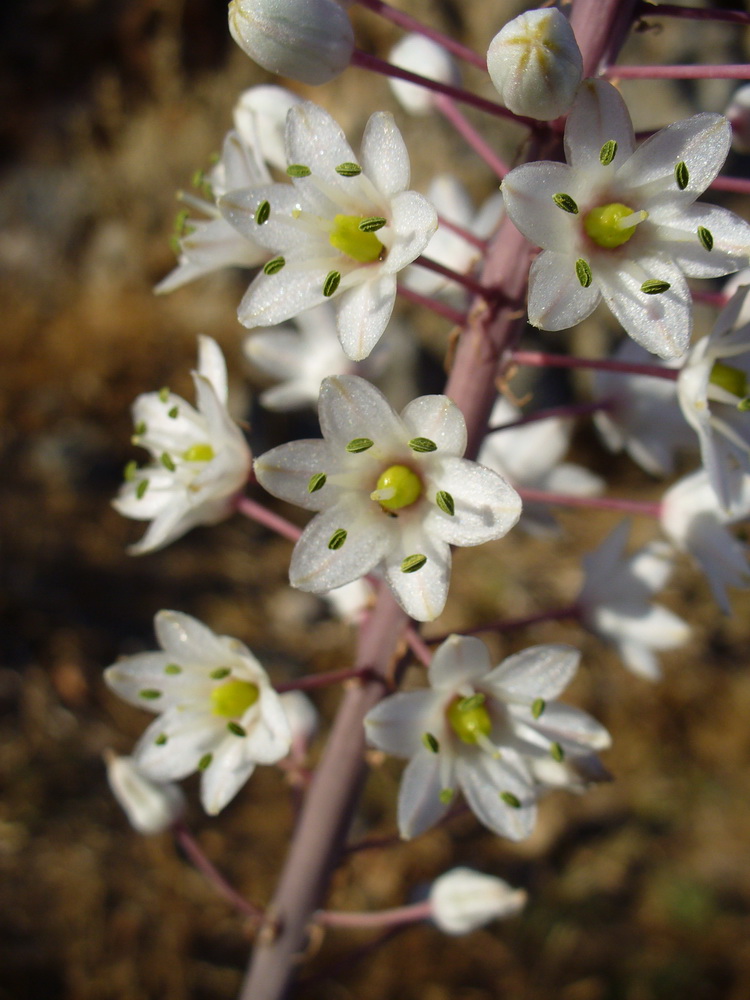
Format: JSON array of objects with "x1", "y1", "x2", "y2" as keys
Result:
[
  {"x1": 725, "y1": 84, "x2": 750, "y2": 154},
  {"x1": 105, "y1": 751, "x2": 185, "y2": 835},
  {"x1": 430, "y1": 867, "x2": 527, "y2": 935},
  {"x1": 487, "y1": 8, "x2": 583, "y2": 121},
  {"x1": 279, "y1": 691, "x2": 319, "y2": 747},
  {"x1": 228, "y1": 0, "x2": 354, "y2": 86},
  {"x1": 388, "y1": 33, "x2": 459, "y2": 115}
]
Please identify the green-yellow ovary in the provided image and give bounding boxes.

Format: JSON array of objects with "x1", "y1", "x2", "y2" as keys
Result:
[
  {"x1": 710, "y1": 361, "x2": 748, "y2": 399},
  {"x1": 329, "y1": 215, "x2": 385, "y2": 263},
  {"x1": 183, "y1": 443, "x2": 215, "y2": 462},
  {"x1": 447, "y1": 697, "x2": 493, "y2": 745},
  {"x1": 375, "y1": 465, "x2": 422, "y2": 510},
  {"x1": 211, "y1": 678, "x2": 260, "y2": 718},
  {"x1": 584, "y1": 202, "x2": 638, "y2": 249}
]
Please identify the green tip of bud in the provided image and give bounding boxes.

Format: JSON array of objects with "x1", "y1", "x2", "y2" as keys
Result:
[
  {"x1": 641, "y1": 279, "x2": 671, "y2": 295},
  {"x1": 552, "y1": 192, "x2": 579, "y2": 214},
  {"x1": 436, "y1": 490, "x2": 455, "y2": 516},
  {"x1": 263, "y1": 256, "x2": 286, "y2": 276},
  {"x1": 307, "y1": 472, "x2": 327, "y2": 493},
  {"x1": 500, "y1": 791, "x2": 521, "y2": 808},
  {"x1": 254, "y1": 200, "x2": 271, "y2": 225},
  {"x1": 697, "y1": 226, "x2": 714, "y2": 252},
  {"x1": 675, "y1": 161, "x2": 689, "y2": 190},
  {"x1": 599, "y1": 140, "x2": 618, "y2": 166},
  {"x1": 401, "y1": 553, "x2": 427, "y2": 573},
  {"x1": 328, "y1": 528, "x2": 348, "y2": 550},
  {"x1": 323, "y1": 270, "x2": 342, "y2": 297},
  {"x1": 531, "y1": 698, "x2": 545, "y2": 719},
  {"x1": 345, "y1": 437, "x2": 374, "y2": 453},
  {"x1": 287, "y1": 164, "x2": 311, "y2": 178},
  {"x1": 575, "y1": 258, "x2": 593, "y2": 288},
  {"x1": 422, "y1": 732, "x2": 440, "y2": 753},
  {"x1": 408, "y1": 437, "x2": 437, "y2": 453},
  {"x1": 335, "y1": 162, "x2": 362, "y2": 176}
]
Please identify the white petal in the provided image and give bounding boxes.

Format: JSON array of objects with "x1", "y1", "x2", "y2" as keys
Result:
[
  {"x1": 254, "y1": 440, "x2": 338, "y2": 510},
  {"x1": 617, "y1": 640, "x2": 662, "y2": 681},
  {"x1": 154, "y1": 610, "x2": 232, "y2": 666},
  {"x1": 219, "y1": 183, "x2": 304, "y2": 249},
  {"x1": 564, "y1": 78, "x2": 635, "y2": 169},
  {"x1": 527, "y1": 250, "x2": 601, "y2": 330},
  {"x1": 364, "y1": 691, "x2": 441, "y2": 757},
  {"x1": 285, "y1": 101, "x2": 358, "y2": 183},
  {"x1": 531, "y1": 703, "x2": 611, "y2": 751},
  {"x1": 456, "y1": 752, "x2": 536, "y2": 841},
  {"x1": 657, "y1": 203, "x2": 750, "y2": 279},
  {"x1": 382, "y1": 191, "x2": 438, "y2": 273},
  {"x1": 318, "y1": 375, "x2": 405, "y2": 451},
  {"x1": 423, "y1": 457, "x2": 522, "y2": 546},
  {"x1": 485, "y1": 644, "x2": 580, "y2": 701},
  {"x1": 289, "y1": 503, "x2": 390, "y2": 592},
  {"x1": 336, "y1": 274, "x2": 397, "y2": 361},
  {"x1": 197, "y1": 336, "x2": 229, "y2": 404},
  {"x1": 360, "y1": 111, "x2": 410, "y2": 197},
  {"x1": 501, "y1": 161, "x2": 579, "y2": 252},
  {"x1": 134, "y1": 709, "x2": 218, "y2": 781},
  {"x1": 200, "y1": 739, "x2": 257, "y2": 815},
  {"x1": 397, "y1": 749, "x2": 451, "y2": 839},
  {"x1": 428, "y1": 634, "x2": 493, "y2": 690},
  {"x1": 104, "y1": 653, "x2": 173, "y2": 709},
  {"x1": 237, "y1": 265, "x2": 328, "y2": 329},
  {"x1": 399, "y1": 395, "x2": 467, "y2": 456},
  {"x1": 383, "y1": 528, "x2": 451, "y2": 621}
]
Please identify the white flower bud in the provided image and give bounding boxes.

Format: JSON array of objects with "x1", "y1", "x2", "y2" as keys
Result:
[
  {"x1": 279, "y1": 691, "x2": 319, "y2": 747},
  {"x1": 388, "y1": 33, "x2": 459, "y2": 115},
  {"x1": 487, "y1": 8, "x2": 582, "y2": 121},
  {"x1": 430, "y1": 867, "x2": 527, "y2": 935},
  {"x1": 105, "y1": 751, "x2": 185, "y2": 835},
  {"x1": 228, "y1": 0, "x2": 354, "y2": 86},
  {"x1": 725, "y1": 84, "x2": 750, "y2": 154}
]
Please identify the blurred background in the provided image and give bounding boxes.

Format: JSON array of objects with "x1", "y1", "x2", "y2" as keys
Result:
[{"x1": 3, "y1": 1, "x2": 750, "y2": 998}]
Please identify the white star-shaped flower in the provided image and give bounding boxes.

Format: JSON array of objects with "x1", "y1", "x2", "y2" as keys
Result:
[
  {"x1": 502, "y1": 78, "x2": 750, "y2": 358},
  {"x1": 114, "y1": 336, "x2": 252, "y2": 554},
  {"x1": 578, "y1": 520, "x2": 690, "y2": 680},
  {"x1": 678, "y1": 286, "x2": 750, "y2": 509},
  {"x1": 104, "y1": 611, "x2": 292, "y2": 815},
  {"x1": 219, "y1": 101, "x2": 438, "y2": 361},
  {"x1": 364, "y1": 634, "x2": 610, "y2": 840},
  {"x1": 254, "y1": 375, "x2": 522, "y2": 622}
]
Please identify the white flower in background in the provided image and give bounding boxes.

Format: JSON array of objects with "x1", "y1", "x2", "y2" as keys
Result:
[
  {"x1": 593, "y1": 340, "x2": 693, "y2": 477},
  {"x1": 104, "y1": 751, "x2": 185, "y2": 834},
  {"x1": 364, "y1": 634, "x2": 610, "y2": 839},
  {"x1": 228, "y1": 0, "x2": 354, "y2": 85},
  {"x1": 278, "y1": 690, "x2": 319, "y2": 749},
  {"x1": 678, "y1": 286, "x2": 750, "y2": 509},
  {"x1": 220, "y1": 102, "x2": 438, "y2": 361},
  {"x1": 430, "y1": 868, "x2": 527, "y2": 935},
  {"x1": 114, "y1": 337, "x2": 251, "y2": 554},
  {"x1": 232, "y1": 85, "x2": 303, "y2": 172},
  {"x1": 726, "y1": 84, "x2": 750, "y2": 155},
  {"x1": 320, "y1": 578, "x2": 373, "y2": 623},
  {"x1": 254, "y1": 375, "x2": 522, "y2": 621},
  {"x1": 403, "y1": 174, "x2": 503, "y2": 299},
  {"x1": 502, "y1": 79, "x2": 750, "y2": 358},
  {"x1": 487, "y1": 8, "x2": 583, "y2": 121},
  {"x1": 388, "y1": 33, "x2": 459, "y2": 115},
  {"x1": 105, "y1": 611, "x2": 291, "y2": 815},
  {"x1": 479, "y1": 396, "x2": 603, "y2": 535},
  {"x1": 578, "y1": 520, "x2": 690, "y2": 680},
  {"x1": 661, "y1": 470, "x2": 750, "y2": 613}
]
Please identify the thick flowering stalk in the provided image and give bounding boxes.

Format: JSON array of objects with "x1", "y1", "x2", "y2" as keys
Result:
[{"x1": 502, "y1": 78, "x2": 750, "y2": 358}]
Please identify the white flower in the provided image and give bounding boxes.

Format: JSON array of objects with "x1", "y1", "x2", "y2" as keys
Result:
[
  {"x1": 726, "y1": 84, "x2": 750, "y2": 155},
  {"x1": 254, "y1": 375, "x2": 522, "y2": 621},
  {"x1": 228, "y1": 0, "x2": 354, "y2": 85},
  {"x1": 502, "y1": 79, "x2": 750, "y2": 358},
  {"x1": 479, "y1": 396, "x2": 603, "y2": 534},
  {"x1": 487, "y1": 8, "x2": 582, "y2": 121},
  {"x1": 677, "y1": 286, "x2": 750, "y2": 509},
  {"x1": 388, "y1": 34, "x2": 459, "y2": 115},
  {"x1": 232, "y1": 85, "x2": 303, "y2": 173},
  {"x1": 105, "y1": 611, "x2": 291, "y2": 815},
  {"x1": 661, "y1": 470, "x2": 750, "y2": 613},
  {"x1": 364, "y1": 634, "x2": 610, "y2": 840},
  {"x1": 320, "y1": 579, "x2": 373, "y2": 623},
  {"x1": 278, "y1": 691, "x2": 319, "y2": 749},
  {"x1": 593, "y1": 340, "x2": 693, "y2": 477},
  {"x1": 429, "y1": 868, "x2": 527, "y2": 935},
  {"x1": 105, "y1": 751, "x2": 185, "y2": 834},
  {"x1": 219, "y1": 102, "x2": 438, "y2": 361},
  {"x1": 113, "y1": 336, "x2": 252, "y2": 554},
  {"x1": 578, "y1": 520, "x2": 690, "y2": 680}
]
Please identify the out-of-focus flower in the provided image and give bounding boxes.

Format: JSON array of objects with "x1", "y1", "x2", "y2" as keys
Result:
[
  {"x1": 232, "y1": 85, "x2": 302, "y2": 172},
  {"x1": 487, "y1": 8, "x2": 582, "y2": 121},
  {"x1": 429, "y1": 868, "x2": 527, "y2": 935},
  {"x1": 113, "y1": 337, "x2": 252, "y2": 554},
  {"x1": 105, "y1": 611, "x2": 291, "y2": 815},
  {"x1": 364, "y1": 634, "x2": 610, "y2": 839},
  {"x1": 725, "y1": 84, "x2": 750, "y2": 155},
  {"x1": 228, "y1": 0, "x2": 354, "y2": 85},
  {"x1": 278, "y1": 690, "x2": 319, "y2": 748},
  {"x1": 220, "y1": 102, "x2": 437, "y2": 361},
  {"x1": 104, "y1": 751, "x2": 185, "y2": 834},
  {"x1": 578, "y1": 520, "x2": 690, "y2": 680},
  {"x1": 502, "y1": 79, "x2": 750, "y2": 358},
  {"x1": 254, "y1": 375, "x2": 521, "y2": 621},
  {"x1": 388, "y1": 33, "x2": 459, "y2": 115}
]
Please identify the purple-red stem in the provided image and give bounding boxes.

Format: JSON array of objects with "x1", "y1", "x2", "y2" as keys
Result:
[
  {"x1": 606, "y1": 64, "x2": 750, "y2": 80},
  {"x1": 235, "y1": 495, "x2": 302, "y2": 543},
  {"x1": 427, "y1": 604, "x2": 582, "y2": 643},
  {"x1": 414, "y1": 254, "x2": 498, "y2": 300},
  {"x1": 437, "y1": 212, "x2": 487, "y2": 252},
  {"x1": 404, "y1": 627, "x2": 433, "y2": 667},
  {"x1": 397, "y1": 284, "x2": 468, "y2": 325},
  {"x1": 510, "y1": 348, "x2": 680, "y2": 380},
  {"x1": 434, "y1": 93, "x2": 511, "y2": 179},
  {"x1": 711, "y1": 176, "x2": 750, "y2": 196},
  {"x1": 518, "y1": 486, "x2": 661, "y2": 517},
  {"x1": 315, "y1": 900, "x2": 432, "y2": 929},
  {"x1": 635, "y1": 3, "x2": 750, "y2": 26},
  {"x1": 274, "y1": 666, "x2": 374, "y2": 694},
  {"x1": 488, "y1": 399, "x2": 615, "y2": 433},
  {"x1": 174, "y1": 822, "x2": 263, "y2": 923}
]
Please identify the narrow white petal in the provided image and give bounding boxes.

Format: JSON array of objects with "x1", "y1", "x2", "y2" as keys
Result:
[
  {"x1": 237, "y1": 267, "x2": 328, "y2": 330},
  {"x1": 200, "y1": 741, "x2": 257, "y2": 815},
  {"x1": 501, "y1": 161, "x2": 580, "y2": 252},
  {"x1": 197, "y1": 336, "x2": 228, "y2": 404},
  {"x1": 397, "y1": 749, "x2": 451, "y2": 839},
  {"x1": 289, "y1": 503, "x2": 390, "y2": 592},
  {"x1": 423, "y1": 458, "x2": 522, "y2": 546},
  {"x1": 527, "y1": 250, "x2": 601, "y2": 330},
  {"x1": 254, "y1": 440, "x2": 338, "y2": 511},
  {"x1": 456, "y1": 752, "x2": 536, "y2": 841},
  {"x1": 657, "y1": 203, "x2": 750, "y2": 279},
  {"x1": 219, "y1": 183, "x2": 304, "y2": 248},
  {"x1": 399, "y1": 395, "x2": 467, "y2": 456},
  {"x1": 564, "y1": 78, "x2": 635, "y2": 169},
  {"x1": 428, "y1": 634, "x2": 492, "y2": 690},
  {"x1": 318, "y1": 375, "x2": 405, "y2": 451},
  {"x1": 531, "y1": 703, "x2": 612, "y2": 751},
  {"x1": 485, "y1": 644, "x2": 580, "y2": 701},
  {"x1": 134, "y1": 709, "x2": 218, "y2": 782},
  {"x1": 364, "y1": 691, "x2": 441, "y2": 757},
  {"x1": 285, "y1": 102, "x2": 358, "y2": 183},
  {"x1": 383, "y1": 191, "x2": 438, "y2": 273},
  {"x1": 154, "y1": 610, "x2": 233, "y2": 666},
  {"x1": 384, "y1": 528, "x2": 451, "y2": 621},
  {"x1": 336, "y1": 275, "x2": 397, "y2": 361},
  {"x1": 360, "y1": 111, "x2": 410, "y2": 197}
]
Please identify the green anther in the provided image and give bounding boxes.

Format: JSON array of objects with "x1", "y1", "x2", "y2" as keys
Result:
[
  {"x1": 550, "y1": 741, "x2": 565, "y2": 762},
  {"x1": 264, "y1": 256, "x2": 286, "y2": 275},
  {"x1": 698, "y1": 226, "x2": 713, "y2": 252},
  {"x1": 710, "y1": 361, "x2": 748, "y2": 399},
  {"x1": 161, "y1": 452, "x2": 176, "y2": 472},
  {"x1": 183, "y1": 443, "x2": 215, "y2": 462},
  {"x1": 641, "y1": 280, "x2": 671, "y2": 295},
  {"x1": 531, "y1": 698, "x2": 546, "y2": 719},
  {"x1": 358, "y1": 217, "x2": 387, "y2": 233},
  {"x1": 227, "y1": 721, "x2": 246, "y2": 737},
  {"x1": 168, "y1": 406, "x2": 179, "y2": 419},
  {"x1": 210, "y1": 679, "x2": 260, "y2": 718},
  {"x1": 139, "y1": 689, "x2": 162, "y2": 700},
  {"x1": 124, "y1": 460, "x2": 137, "y2": 482},
  {"x1": 459, "y1": 693, "x2": 485, "y2": 711},
  {"x1": 552, "y1": 192, "x2": 579, "y2": 214},
  {"x1": 198, "y1": 753, "x2": 213, "y2": 770},
  {"x1": 675, "y1": 160, "x2": 689, "y2": 190},
  {"x1": 155, "y1": 733, "x2": 168, "y2": 746},
  {"x1": 307, "y1": 472, "x2": 327, "y2": 493},
  {"x1": 174, "y1": 209, "x2": 190, "y2": 235},
  {"x1": 500, "y1": 791, "x2": 521, "y2": 808},
  {"x1": 576, "y1": 258, "x2": 593, "y2": 287},
  {"x1": 401, "y1": 554, "x2": 427, "y2": 573},
  {"x1": 346, "y1": 438, "x2": 374, "y2": 453},
  {"x1": 323, "y1": 270, "x2": 342, "y2": 297},
  {"x1": 408, "y1": 437, "x2": 437, "y2": 453},
  {"x1": 210, "y1": 667, "x2": 231, "y2": 680},
  {"x1": 254, "y1": 200, "x2": 270, "y2": 225},
  {"x1": 164, "y1": 663, "x2": 182, "y2": 675},
  {"x1": 584, "y1": 202, "x2": 639, "y2": 248},
  {"x1": 599, "y1": 140, "x2": 618, "y2": 166},
  {"x1": 329, "y1": 215, "x2": 385, "y2": 263},
  {"x1": 447, "y1": 694, "x2": 492, "y2": 745},
  {"x1": 436, "y1": 490, "x2": 455, "y2": 516},
  {"x1": 328, "y1": 528, "x2": 347, "y2": 550},
  {"x1": 159, "y1": 387, "x2": 170, "y2": 403},
  {"x1": 169, "y1": 235, "x2": 181, "y2": 255},
  {"x1": 134, "y1": 421, "x2": 147, "y2": 436},
  {"x1": 422, "y1": 732, "x2": 440, "y2": 753},
  {"x1": 287, "y1": 164, "x2": 311, "y2": 177},
  {"x1": 335, "y1": 162, "x2": 362, "y2": 176},
  {"x1": 136, "y1": 479, "x2": 149, "y2": 499},
  {"x1": 439, "y1": 788, "x2": 454, "y2": 805},
  {"x1": 738, "y1": 397, "x2": 750, "y2": 412},
  {"x1": 374, "y1": 465, "x2": 422, "y2": 510}
]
